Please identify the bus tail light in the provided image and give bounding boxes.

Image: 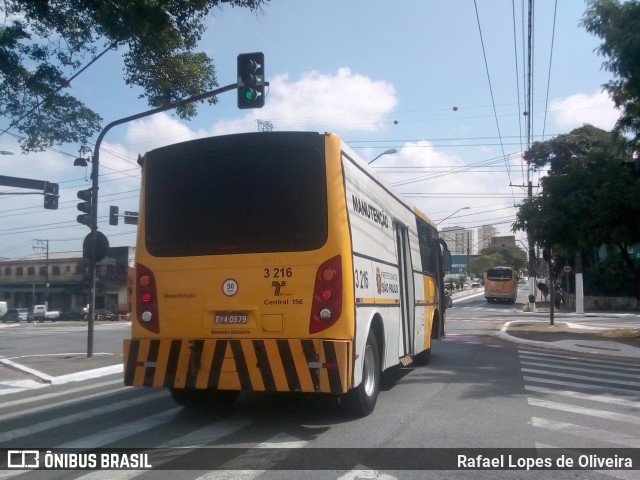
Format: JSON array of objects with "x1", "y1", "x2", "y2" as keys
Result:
[
  {"x1": 310, "y1": 255, "x2": 342, "y2": 334},
  {"x1": 136, "y1": 263, "x2": 159, "y2": 333}
]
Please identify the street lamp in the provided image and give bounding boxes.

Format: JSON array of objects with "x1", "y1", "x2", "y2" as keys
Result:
[
  {"x1": 368, "y1": 148, "x2": 397, "y2": 165},
  {"x1": 435, "y1": 206, "x2": 470, "y2": 225}
]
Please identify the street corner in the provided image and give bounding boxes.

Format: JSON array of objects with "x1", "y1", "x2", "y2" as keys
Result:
[
  {"x1": 498, "y1": 320, "x2": 640, "y2": 359},
  {"x1": 0, "y1": 352, "x2": 124, "y2": 388}
]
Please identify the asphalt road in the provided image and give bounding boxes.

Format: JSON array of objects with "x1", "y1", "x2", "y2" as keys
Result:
[{"x1": 1, "y1": 299, "x2": 639, "y2": 479}]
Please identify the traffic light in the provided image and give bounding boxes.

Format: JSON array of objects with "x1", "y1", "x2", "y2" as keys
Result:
[
  {"x1": 237, "y1": 52, "x2": 265, "y2": 109},
  {"x1": 124, "y1": 211, "x2": 139, "y2": 225},
  {"x1": 77, "y1": 188, "x2": 92, "y2": 227},
  {"x1": 43, "y1": 182, "x2": 59, "y2": 210},
  {"x1": 109, "y1": 206, "x2": 119, "y2": 226}
]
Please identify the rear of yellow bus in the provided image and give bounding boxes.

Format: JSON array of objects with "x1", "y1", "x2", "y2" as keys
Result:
[{"x1": 123, "y1": 132, "x2": 356, "y2": 409}]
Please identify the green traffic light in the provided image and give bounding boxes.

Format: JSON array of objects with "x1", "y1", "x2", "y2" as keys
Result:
[{"x1": 244, "y1": 87, "x2": 257, "y2": 101}]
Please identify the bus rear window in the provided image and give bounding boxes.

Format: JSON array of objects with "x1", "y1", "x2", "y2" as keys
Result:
[
  {"x1": 144, "y1": 140, "x2": 328, "y2": 257},
  {"x1": 486, "y1": 268, "x2": 513, "y2": 281}
]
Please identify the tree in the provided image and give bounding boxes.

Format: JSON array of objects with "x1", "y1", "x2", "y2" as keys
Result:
[
  {"x1": 582, "y1": 0, "x2": 640, "y2": 152},
  {"x1": 470, "y1": 245, "x2": 527, "y2": 278},
  {"x1": 513, "y1": 124, "x2": 640, "y2": 299},
  {"x1": 0, "y1": 0, "x2": 269, "y2": 152}
]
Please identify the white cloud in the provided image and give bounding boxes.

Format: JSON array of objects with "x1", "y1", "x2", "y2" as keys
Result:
[
  {"x1": 125, "y1": 113, "x2": 208, "y2": 152},
  {"x1": 211, "y1": 67, "x2": 398, "y2": 135},
  {"x1": 121, "y1": 68, "x2": 399, "y2": 146},
  {"x1": 369, "y1": 140, "x2": 524, "y2": 240},
  {"x1": 550, "y1": 91, "x2": 620, "y2": 131}
]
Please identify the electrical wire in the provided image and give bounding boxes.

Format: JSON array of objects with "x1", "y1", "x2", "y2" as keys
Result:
[
  {"x1": 473, "y1": 0, "x2": 514, "y2": 193},
  {"x1": 541, "y1": 0, "x2": 559, "y2": 140},
  {"x1": 0, "y1": 41, "x2": 117, "y2": 141}
]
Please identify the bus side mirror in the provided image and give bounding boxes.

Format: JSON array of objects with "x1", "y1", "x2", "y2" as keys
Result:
[{"x1": 443, "y1": 249, "x2": 452, "y2": 272}]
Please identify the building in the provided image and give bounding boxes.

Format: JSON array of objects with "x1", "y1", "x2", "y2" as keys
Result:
[
  {"x1": 441, "y1": 226, "x2": 474, "y2": 255},
  {"x1": 489, "y1": 235, "x2": 517, "y2": 249},
  {"x1": 449, "y1": 254, "x2": 480, "y2": 275},
  {"x1": 0, "y1": 246, "x2": 134, "y2": 314},
  {"x1": 477, "y1": 225, "x2": 497, "y2": 252}
]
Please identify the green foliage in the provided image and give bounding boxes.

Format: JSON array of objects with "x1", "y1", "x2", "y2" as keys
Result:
[
  {"x1": 585, "y1": 247, "x2": 640, "y2": 297},
  {"x1": 0, "y1": 0, "x2": 269, "y2": 152},
  {"x1": 582, "y1": 0, "x2": 640, "y2": 152},
  {"x1": 471, "y1": 245, "x2": 527, "y2": 277},
  {"x1": 514, "y1": 124, "x2": 640, "y2": 299}
]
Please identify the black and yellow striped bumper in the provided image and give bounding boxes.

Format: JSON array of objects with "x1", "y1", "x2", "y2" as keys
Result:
[{"x1": 123, "y1": 338, "x2": 351, "y2": 394}]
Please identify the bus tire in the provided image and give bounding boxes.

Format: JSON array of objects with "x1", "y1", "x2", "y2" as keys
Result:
[
  {"x1": 344, "y1": 330, "x2": 380, "y2": 417},
  {"x1": 170, "y1": 388, "x2": 239, "y2": 409}
]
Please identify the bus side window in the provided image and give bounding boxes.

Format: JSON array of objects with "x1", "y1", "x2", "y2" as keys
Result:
[{"x1": 416, "y1": 217, "x2": 436, "y2": 275}]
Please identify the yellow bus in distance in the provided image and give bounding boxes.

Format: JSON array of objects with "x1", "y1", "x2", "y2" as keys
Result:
[
  {"x1": 483, "y1": 266, "x2": 518, "y2": 304},
  {"x1": 123, "y1": 131, "x2": 451, "y2": 416}
]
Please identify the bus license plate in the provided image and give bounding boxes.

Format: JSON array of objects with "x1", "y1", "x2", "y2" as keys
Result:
[{"x1": 214, "y1": 311, "x2": 249, "y2": 324}]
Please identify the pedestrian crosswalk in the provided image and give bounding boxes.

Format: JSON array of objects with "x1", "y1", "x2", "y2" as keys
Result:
[
  {"x1": 518, "y1": 347, "x2": 640, "y2": 478},
  {"x1": 0, "y1": 376, "x2": 385, "y2": 480},
  {"x1": 3, "y1": 344, "x2": 639, "y2": 479}
]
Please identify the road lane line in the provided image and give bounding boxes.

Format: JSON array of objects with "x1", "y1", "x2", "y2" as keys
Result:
[
  {"x1": 520, "y1": 368, "x2": 640, "y2": 388},
  {"x1": 0, "y1": 378, "x2": 123, "y2": 410},
  {"x1": 525, "y1": 385, "x2": 640, "y2": 409},
  {"x1": 531, "y1": 417, "x2": 640, "y2": 448},
  {"x1": 523, "y1": 376, "x2": 640, "y2": 397},
  {"x1": 528, "y1": 398, "x2": 640, "y2": 424},
  {"x1": 194, "y1": 432, "x2": 308, "y2": 480},
  {"x1": 69, "y1": 417, "x2": 256, "y2": 480},
  {"x1": 0, "y1": 391, "x2": 165, "y2": 444},
  {"x1": 520, "y1": 361, "x2": 640, "y2": 379},
  {"x1": 58, "y1": 407, "x2": 184, "y2": 448}
]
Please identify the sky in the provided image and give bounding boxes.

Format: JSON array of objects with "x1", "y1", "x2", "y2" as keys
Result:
[{"x1": 0, "y1": 0, "x2": 622, "y2": 260}]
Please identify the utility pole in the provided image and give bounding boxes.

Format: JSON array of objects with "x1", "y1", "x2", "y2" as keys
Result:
[
  {"x1": 33, "y1": 239, "x2": 49, "y2": 309},
  {"x1": 525, "y1": 0, "x2": 537, "y2": 312}
]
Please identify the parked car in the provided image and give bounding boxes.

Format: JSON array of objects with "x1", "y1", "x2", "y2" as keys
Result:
[
  {"x1": 2, "y1": 308, "x2": 29, "y2": 322},
  {"x1": 32, "y1": 305, "x2": 59, "y2": 321},
  {"x1": 94, "y1": 309, "x2": 116, "y2": 321},
  {"x1": 59, "y1": 307, "x2": 87, "y2": 321}
]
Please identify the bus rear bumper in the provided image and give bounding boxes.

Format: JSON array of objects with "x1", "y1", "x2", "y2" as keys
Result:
[{"x1": 123, "y1": 338, "x2": 351, "y2": 394}]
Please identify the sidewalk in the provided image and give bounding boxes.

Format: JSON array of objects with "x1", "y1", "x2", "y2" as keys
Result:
[
  {"x1": 0, "y1": 322, "x2": 124, "y2": 394},
  {"x1": 500, "y1": 319, "x2": 640, "y2": 359},
  {"x1": 450, "y1": 288, "x2": 640, "y2": 359}
]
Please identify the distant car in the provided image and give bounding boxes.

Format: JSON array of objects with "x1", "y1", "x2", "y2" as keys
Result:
[
  {"x1": 471, "y1": 279, "x2": 481, "y2": 288},
  {"x1": 31, "y1": 305, "x2": 58, "y2": 322},
  {"x1": 2, "y1": 308, "x2": 29, "y2": 322},
  {"x1": 59, "y1": 307, "x2": 87, "y2": 321},
  {"x1": 94, "y1": 309, "x2": 116, "y2": 321}
]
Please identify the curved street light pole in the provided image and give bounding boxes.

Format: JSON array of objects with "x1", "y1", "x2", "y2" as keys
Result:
[
  {"x1": 435, "y1": 206, "x2": 470, "y2": 225},
  {"x1": 368, "y1": 148, "x2": 397, "y2": 165}
]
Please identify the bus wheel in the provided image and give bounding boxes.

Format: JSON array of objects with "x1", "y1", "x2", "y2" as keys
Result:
[
  {"x1": 344, "y1": 330, "x2": 380, "y2": 417},
  {"x1": 170, "y1": 388, "x2": 239, "y2": 409}
]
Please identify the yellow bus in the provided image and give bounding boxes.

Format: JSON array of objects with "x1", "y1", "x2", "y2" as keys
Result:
[
  {"x1": 123, "y1": 131, "x2": 451, "y2": 416},
  {"x1": 483, "y1": 266, "x2": 518, "y2": 304}
]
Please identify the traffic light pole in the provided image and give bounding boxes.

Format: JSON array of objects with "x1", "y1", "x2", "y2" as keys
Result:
[{"x1": 85, "y1": 83, "x2": 237, "y2": 357}]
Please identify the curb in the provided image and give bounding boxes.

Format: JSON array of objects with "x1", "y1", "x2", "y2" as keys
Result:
[
  {"x1": 499, "y1": 320, "x2": 640, "y2": 359},
  {"x1": 0, "y1": 354, "x2": 123, "y2": 387}
]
